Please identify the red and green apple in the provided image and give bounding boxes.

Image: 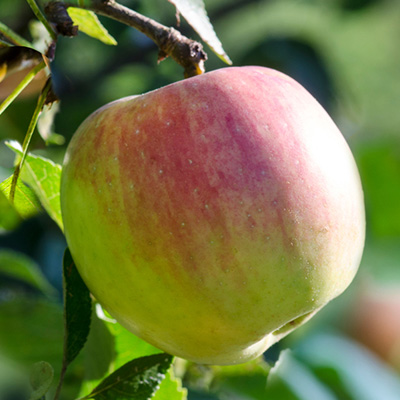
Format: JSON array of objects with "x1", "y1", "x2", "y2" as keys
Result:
[{"x1": 60, "y1": 66, "x2": 365, "y2": 365}]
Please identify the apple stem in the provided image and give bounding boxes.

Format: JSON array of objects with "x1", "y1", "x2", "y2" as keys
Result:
[{"x1": 60, "y1": 0, "x2": 208, "y2": 78}]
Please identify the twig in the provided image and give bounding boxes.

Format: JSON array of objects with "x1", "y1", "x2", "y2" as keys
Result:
[
  {"x1": 53, "y1": 362, "x2": 67, "y2": 400},
  {"x1": 0, "y1": 21, "x2": 34, "y2": 47},
  {"x1": 9, "y1": 78, "x2": 52, "y2": 203},
  {"x1": 69, "y1": 0, "x2": 207, "y2": 78},
  {"x1": 26, "y1": 0, "x2": 57, "y2": 41}
]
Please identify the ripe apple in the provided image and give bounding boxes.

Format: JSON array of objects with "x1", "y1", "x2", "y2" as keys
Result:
[{"x1": 60, "y1": 66, "x2": 365, "y2": 365}]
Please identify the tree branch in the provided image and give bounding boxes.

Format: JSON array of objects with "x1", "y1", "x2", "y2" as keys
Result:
[{"x1": 68, "y1": 0, "x2": 207, "y2": 78}]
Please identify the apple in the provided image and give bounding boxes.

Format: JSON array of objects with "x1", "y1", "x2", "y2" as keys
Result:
[{"x1": 60, "y1": 66, "x2": 365, "y2": 365}]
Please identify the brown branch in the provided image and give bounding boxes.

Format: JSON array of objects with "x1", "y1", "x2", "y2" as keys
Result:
[{"x1": 69, "y1": 0, "x2": 207, "y2": 78}]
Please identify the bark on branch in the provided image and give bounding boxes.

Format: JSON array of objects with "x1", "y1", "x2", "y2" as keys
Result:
[{"x1": 65, "y1": 0, "x2": 207, "y2": 78}]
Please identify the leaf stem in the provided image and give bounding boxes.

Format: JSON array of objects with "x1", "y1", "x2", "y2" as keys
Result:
[
  {"x1": 26, "y1": 0, "x2": 57, "y2": 41},
  {"x1": 9, "y1": 77, "x2": 52, "y2": 203},
  {"x1": 0, "y1": 21, "x2": 34, "y2": 47},
  {"x1": 66, "y1": 0, "x2": 207, "y2": 77},
  {"x1": 53, "y1": 363, "x2": 67, "y2": 400},
  {"x1": 0, "y1": 59, "x2": 46, "y2": 117}
]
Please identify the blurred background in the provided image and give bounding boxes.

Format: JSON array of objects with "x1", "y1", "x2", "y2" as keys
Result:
[{"x1": 1, "y1": 0, "x2": 400, "y2": 399}]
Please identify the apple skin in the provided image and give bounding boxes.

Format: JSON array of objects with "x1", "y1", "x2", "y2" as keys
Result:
[{"x1": 60, "y1": 66, "x2": 365, "y2": 365}]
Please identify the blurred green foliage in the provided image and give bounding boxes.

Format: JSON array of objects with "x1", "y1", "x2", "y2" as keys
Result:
[{"x1": 1, "y1": 0, "x2": 400, "y2": 399}]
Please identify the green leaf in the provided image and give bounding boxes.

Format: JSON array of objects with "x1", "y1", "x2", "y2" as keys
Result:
[
  {"x1": 29, "y1": 361, "x2": 54, "y2": 400},
  {"x1": 6, "y1": 140, "x2": 63, "y2": 230},
  {"x1": 210, "y1": 358, "x2": 272, "y2": 400},
  {"x1": 67, "y1": 8, "x2": 117, "y2": 45},
  {"x1": 0, "y1": 188, "x2": 20, "y2": 231},
  {"x1": 0, "y1": 249, "x2": 57, "y2": 297},
  {"x1": 152, "y1": 369, "x2": 187, "y2": 400},
  {"x1": 104, "y1": 311, "x2": 162, "y2": 370},
  {"x1": 81, "y1": 353, "x2": 174, "y2": 400},
  {"x1": 0, "y1": 174, "x2": 41, "y2": 220},
  {"x1": 63, "y1": 248, "x2": 92, "y2": 366},
  {"x1": 167, "y1": 0, "x2": 231, "y2": 64},
  {"x1": 79, "y1": 305, "x2": 163, "y2": 397},
  {"x1": 79, "y1": 310, "x2": 116, "y2": 397}
]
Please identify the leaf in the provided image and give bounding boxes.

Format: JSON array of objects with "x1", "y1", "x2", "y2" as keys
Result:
[
  {"x1": 37, "y1": 102, "x2": 65, "y2": 145},
  {"x1": 0, "y1": 46, "x2": 42, "y2": 78},
  {"x1": 81, "y1": 353, "x2": 174, "y2": 400},
  {"x1": 0, "y1": 189, "x2": 20, "y2": 231},
  {"x1": 104, "y1": 310, "x2": 162, "y2": 371},
  {"x1": 0, "y1": 48, "x2": 46, "y2": 114},
  {"x1": 63, "y1": 248, "x2": 92, "y2": 366},
  {"x1": 152, "y1": 369, "x2": 187, "y2": 400},
  {"x1": 6, "y1": 140, "x2": 63, "y2": 230},
  {"x1": 0, "y1": 174, "x2": 41, "y2": 220},
  {"x1": 168, "y1": 0, "x2": 231, "y2": 64},
  {"x1": 0, "y1": 249, "x2": 57, "y2": 297},
  {"x1": 210, "y1": 358, "x2": 272, "y2": 400},
  {"x1": 29, "y1": 361, "x2": 54, "y2": 400},
  {"x1": 67, "y1": 8, "x2": 117, "y2": 45},
  {"x1": 79, "y1": 304, "x2": 163, "y2": 397},
  {"x1": 79, "y1": 309, "x2": 116, "y2": 397}
]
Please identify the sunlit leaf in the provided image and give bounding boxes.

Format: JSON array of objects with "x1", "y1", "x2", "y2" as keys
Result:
[
  {"x1": 208, "y1": 358, "x2": 272, "y2": 400},
  {"x1": 78, "y1": 308, "x2": 116, "y2": 397},
  {"x1": 167, "y1": 0, "x2": 231, "y2": 64},
  {"x1": 105, "y1": 311, "x2": 162, "y2": 371},
  {"x1": 78, "y1": 304, "x2": 162, "y2": 397},
  {"x1": 67, "y1": 8, "x2": 117, "y2": 45},
  {"x1": 81, "y1": 353, "x2": 174, "y2": 400},
  {"x1": 0, "y1": 189, "x2": 20, "y2": 231},
  {"x1": 0, "y1": 249, "x2": 57, "y2": 297},
  {"x1": 0, "y1": 174, "x2": 41, "y2": 220},
  {"x1": 6, "y1": 140, "x2": 63, "y2": 230},
  {"x1": 152, "y1": 369, "x2": 187, "y2": 400}
]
